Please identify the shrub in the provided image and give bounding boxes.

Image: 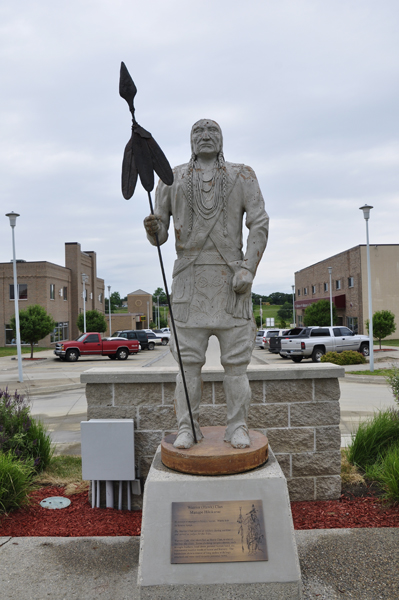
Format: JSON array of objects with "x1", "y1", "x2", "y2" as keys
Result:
[
  {"x1": 385, "y1": 365, "x2": 399, "y2": 405},
  {"x1": 0, "y1": 388, "x2": 53, "y2": 472},
  {"x1": 320, "y1": 350, "x2": 366, "y2": 365},
  {"x1": 347, "y1": 408, "x2": 399, "y2": 470},
  {"x1": 0, "y1": 451, "x2": 34, "y2": 514},
  {"x1": 77, "y1": 310, "x2": 107, "y2": 333},
  {"x1": 303, "y1": 299, "x2": 337, "y2": 326},
  {"x1": 365, "y1": 442, "x2": 399, "y2": 502}
]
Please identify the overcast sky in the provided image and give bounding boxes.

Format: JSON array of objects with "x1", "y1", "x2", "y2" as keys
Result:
[{"x1": 1, "y1": 1, "x2": 398, "y2": 299}]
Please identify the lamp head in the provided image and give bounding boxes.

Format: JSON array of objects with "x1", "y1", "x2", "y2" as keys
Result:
[
  {"x1": 359, "y1": 204, "x2": 373, "y2": 220},
  {"x1": 107, "y1": 285, "x2": 111, "y2": 293},
  {"x1": 328, "y1": 267, "x2": 332, "y2": 275},
  {"x1": 6, "y1": 212, "x2": 20, "y2": 228}
]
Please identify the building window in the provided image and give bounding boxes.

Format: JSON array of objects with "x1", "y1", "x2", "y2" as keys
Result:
[
  {"x1": 5, "y1": 324, "x2": 14, "y2": 345},
  {"x1": 9, "y1": 284, "x2": 27, "y2": 300},
  {"x1": 50, "y1": 284, "x2": 55, "y2": 300},
  {"x1": 346, "y1": 316, "x2": 358, "y2": 334},
  {"x1": 298, "y1": 315, "x2": 303, "y2": 325},
  {"x1": 348, "y1": 277, "x2": 354, "y2": 288},
  {"x1": 311, "y1": 285, "x2": 316, "y2": 294},
  {"x1": 51, "y1": 322, "x2": 69, "y2": 343},
  {"x1": 304, "y1": 287, "x2": 308, "y2": 296},
  {"x1": 99, "y1": 293, "x2": 103, "y2": 303},
  {"x1": 63, "y1": 287, "x2": 68, "y2": 300},
  {"x1": 324, "y1": 282, "x2": 328, "y2": 292},
  {"x1": 297, "y1": 289, "x2": 301, "y2": 296},
  {"x1": 336, "y1": 280, "x2": 341, "y2": 290}
]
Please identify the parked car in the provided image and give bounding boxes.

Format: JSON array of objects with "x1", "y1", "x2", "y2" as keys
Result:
[
  {"x1": 112, "y1": 330, "x2": 154, "y2": 351},
  {"x1": 152, "y1": 329, "x2": 170, "y2": 345},
  {"x1": 279, "y1": 326, "x2": 370, "y2": 363},
  {"x1": 255, "y1": 329, "x2": 281, "y2": 349},
  {"x1": 267, "y1": 329, "x2": 290, "y2": 354},
  {"x1": 54, "y1": 332, "x2": 139, "y2": 361},
  {"x1": 144, "y1": 329, "x2": 169, "y2": 346}
]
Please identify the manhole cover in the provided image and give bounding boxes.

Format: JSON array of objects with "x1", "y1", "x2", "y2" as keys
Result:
[{"x1": 40, "y1": 497, "x2": 71, "y2": 509}]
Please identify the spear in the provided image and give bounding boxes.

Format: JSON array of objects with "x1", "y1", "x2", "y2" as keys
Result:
[{"x1": 119, "y1": 62, "x2": 198, "y2": 444}]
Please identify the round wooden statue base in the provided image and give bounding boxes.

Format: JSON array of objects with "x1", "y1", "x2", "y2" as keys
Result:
[{"x1": 161, "y1": 426, "x2": 268, "y2": 476}]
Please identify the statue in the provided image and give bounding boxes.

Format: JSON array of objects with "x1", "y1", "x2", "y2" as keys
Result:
[{"x1": 144, "y1": 119, "x2": 269, "y2": 450}]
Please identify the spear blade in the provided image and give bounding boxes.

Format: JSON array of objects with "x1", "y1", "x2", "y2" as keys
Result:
[{"x1": 119, "y1": 62, "x2": 137, "y2": 115}]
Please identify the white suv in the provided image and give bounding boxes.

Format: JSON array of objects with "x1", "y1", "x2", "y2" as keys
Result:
[{"x1": 255, "y1": 329, "x2": 281, "y2": 349}]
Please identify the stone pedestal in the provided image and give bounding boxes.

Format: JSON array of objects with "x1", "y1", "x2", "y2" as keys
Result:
[{"x1": 138, "y1": 446, "x2": 302, "y2": 599}]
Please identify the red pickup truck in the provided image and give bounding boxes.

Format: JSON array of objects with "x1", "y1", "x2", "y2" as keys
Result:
[{"x1": 54, "y1": 332, "x2": 140, "y2": 362}]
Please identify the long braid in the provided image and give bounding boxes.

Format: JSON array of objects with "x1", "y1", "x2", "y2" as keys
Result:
[
  {"x1": 187, "y1": 153, "x2": 195, "y2": 231},
  {"x1": 217, "y1": 151, "x2": 228, "y2": 235}
]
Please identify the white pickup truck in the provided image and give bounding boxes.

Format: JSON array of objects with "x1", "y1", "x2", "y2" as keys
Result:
[{"x1": 279, "y1": 326, "x2": 370, "y2": 363}]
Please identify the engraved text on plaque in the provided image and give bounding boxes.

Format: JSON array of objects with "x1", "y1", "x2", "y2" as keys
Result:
[{"x1": 171, "y1": 499, "x2": 267, "y2": 564}]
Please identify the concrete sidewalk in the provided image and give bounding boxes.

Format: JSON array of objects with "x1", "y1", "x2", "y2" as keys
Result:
[{"x1": 1, "y1": 529, "x2": 398, "y2": 599}]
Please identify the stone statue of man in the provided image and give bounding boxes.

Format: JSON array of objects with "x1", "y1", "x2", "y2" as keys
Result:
[{"x1": 144, "y1": 119, "x2": 269, "y2": 449}]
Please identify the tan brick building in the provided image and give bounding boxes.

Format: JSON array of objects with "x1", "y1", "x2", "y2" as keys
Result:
[
  {"x1": 0, "y1": 242, "x2": 104, "y2": 347},
  {"x1": 294, "y1": 244, "x2": 399, "y2": 336},
  {"x1": 106, "y1": 289, "x2": 153, "y2": 335}
]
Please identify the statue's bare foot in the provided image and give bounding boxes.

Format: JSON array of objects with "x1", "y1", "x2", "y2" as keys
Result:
[
  {"x1": 173, "y1": 431, "x2": 195, "y2": 449},
  {"x1": 231, "y1": 427, "x2": 250, "y2": 449}
]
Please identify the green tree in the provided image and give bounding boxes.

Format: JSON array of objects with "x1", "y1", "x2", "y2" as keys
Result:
[
  {"x1": 105, "y1": 291, "x2": 122, "y2": 313},
  {"x1": 153, "y1": 287, "x2": 167, "y2": 305},
  {"x1": 366, "y1": 310, "x2": 396, "y2": 349},
  {"x1": 77, "y1": 310, "x2": 107, "y2": 333},
  {"x1": 303, "y1": 300, "x2": 337, "y2": 327},
  {"x1": 277, "y1": 302, "x2": 293, "y2": 323},
  {"x1": 10, "y1": 305, "x2": 55, "y2": 358},
  {"x1": 268, "y1": 292, "x2": 292, "y2": 305},
  {"x1": 255, "y1": 315, "x2": 261, "y2": 328}
]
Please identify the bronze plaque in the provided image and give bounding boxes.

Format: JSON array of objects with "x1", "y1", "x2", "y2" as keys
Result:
[{"x1": 171, "y1": 500, "x2": 267, "y2": 564}]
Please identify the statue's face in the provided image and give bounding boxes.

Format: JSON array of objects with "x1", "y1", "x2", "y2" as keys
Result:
[{"x1": 191, "y1": 119, "x2": 223, "y2": 158}]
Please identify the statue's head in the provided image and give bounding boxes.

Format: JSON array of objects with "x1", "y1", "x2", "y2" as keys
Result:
[{"x1": 190, "y1": 119, "x2": 223, "y2": 158}]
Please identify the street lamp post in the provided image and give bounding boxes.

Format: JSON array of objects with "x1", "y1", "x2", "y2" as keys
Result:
[
  {"x1": 107, "y1": 285, "x2": 111, "y2": 336},
  {"x1": 6, "y1": 212, "x2": 23, "y2": 382},
  {"x1": 360, "y1": 204, "x2": 374, "y2": 372},
  {"x1": 291, "y1": 285, "x2": 295, "y2": 326},
  {"x1": 82, "y1": 274, "x2": 89, "y2": 333},
  {"x1": 328, "y1": 267, "x2": 333, "y2": 327},
  {"x1": 157, "y1": 295, "x2": 160, "y2": 329},
  {"x1": 259, "y1": 298, "x2": 262, "y2": 329}
]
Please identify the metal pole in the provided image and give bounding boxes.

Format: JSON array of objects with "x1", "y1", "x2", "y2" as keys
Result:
[
  {"x1": 147, "y1": 191, "x2": 197, "y2": 443},
  {"x1": 157, "y1": 295, "x2": 160, "y2": 329},
  {"x1": 259, "y1": 298, "x2": 262, "y2": 329},
  {"x1": 291, "y1": 285, "x2": 295, "y2": 326},
  {"x1": 365, "y1": 219, "x2": 374, "y2": 372},
  {"x1": 9, "y1": 220, "x2": 23, "y2": 382},
  {"x1": 108, "y1": 285, "x2": 112, "y2": 336},
  {"x1": 82, "y1": 274, "x2": 88, "y2": 333},
  {"x1": 328, "y1": 267, "x2": 333, "y2": 327}
]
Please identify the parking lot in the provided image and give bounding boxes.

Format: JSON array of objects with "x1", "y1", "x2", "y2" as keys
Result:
[{"x1": 1, "y1": 339, "x2": 397, "y2": 453}]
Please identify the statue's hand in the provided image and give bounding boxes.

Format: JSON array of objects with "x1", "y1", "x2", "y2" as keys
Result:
[
  {"x1": 144, "y1": 214, "x2": 161, "y2": 236},
  {"x1": 232, "y1": 268, "x2": 253, "y2": 294}
]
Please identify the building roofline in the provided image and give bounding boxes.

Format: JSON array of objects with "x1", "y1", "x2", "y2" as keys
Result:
[{"x1": 295, "y1": 244, "x2": 399, "y2": 274}]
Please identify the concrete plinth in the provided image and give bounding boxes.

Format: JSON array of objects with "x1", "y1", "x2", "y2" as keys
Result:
[{"x1": 138, "y1": 447, "x2": 302, "y2": 599}]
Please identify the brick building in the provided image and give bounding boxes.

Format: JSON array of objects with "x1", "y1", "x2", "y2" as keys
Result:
[
  {"x1": 105, "y1": 289, "x2": 153, "y2": 335},
  {"x1": 0, "y1": 242, "x2": 105, "y2": 347},
  {"x1": 294, "y1": 244, "x2": 399, "y2": 336}
]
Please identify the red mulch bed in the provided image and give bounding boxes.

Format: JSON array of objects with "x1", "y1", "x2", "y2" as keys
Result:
[
  {"x1": 1, "y1": 486, "x2": 398, "y2": 536},
  {"x1": 0, "y1": 487, "x2": 141, "y2": 537}
]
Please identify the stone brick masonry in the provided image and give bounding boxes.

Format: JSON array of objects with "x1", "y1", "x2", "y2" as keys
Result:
[{"x1": 81, "y1": 363, "x2": 344, "y2": 506}]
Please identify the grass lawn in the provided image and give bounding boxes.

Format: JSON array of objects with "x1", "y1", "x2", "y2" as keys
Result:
[
  {"x1": 382, "y1": 339, "x2": 399, "y2": 347},
  {"x1": 349, "y1": 368, "x2": 395, "y2": 377},
  {"x1": 253, "y1": 304, "x2": 286, "y2": 326},
  {"x1": 0, "y1": 347, "x2": 48, "y2": 358},
  {"x1": 34, "y1": 455, "x2": 88, "y2": 495}
]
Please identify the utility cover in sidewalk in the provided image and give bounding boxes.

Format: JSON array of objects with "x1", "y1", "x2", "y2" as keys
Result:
[{"x1": 40, "y1": 497, "x2": 71, "y2": 509}]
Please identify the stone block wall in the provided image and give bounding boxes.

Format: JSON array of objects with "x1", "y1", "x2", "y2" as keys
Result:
[{"x1": 81, "y1": 364, "x2": 344, "y2": 505}]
